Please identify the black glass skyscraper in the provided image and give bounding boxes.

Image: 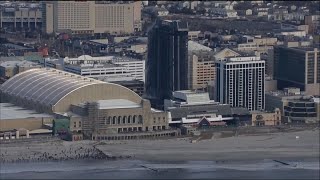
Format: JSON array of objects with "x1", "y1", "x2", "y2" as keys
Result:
[{"x1": 146, "y1": 19, "x2": 189, "y2": 109}]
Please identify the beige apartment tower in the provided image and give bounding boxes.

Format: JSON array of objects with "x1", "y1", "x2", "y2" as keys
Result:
[
  {"x1": 188, "y1": 50, "x2": 216, "y2": 90},
  {"x1": 42, "y1": 1, "x2": 141, "y2": 35}
]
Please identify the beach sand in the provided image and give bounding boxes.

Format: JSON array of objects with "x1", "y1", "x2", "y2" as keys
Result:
[
  {"x1": 96, "y1": 129, "x2": 320, "y2": 162},
  {"x1": 0, "y1": 129, "x2": 319, "y2": 163}
]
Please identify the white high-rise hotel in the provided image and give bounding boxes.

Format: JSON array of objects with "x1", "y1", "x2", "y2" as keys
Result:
[{"x1": 215, "y1": 56, "x2": 265, "y2": 111}]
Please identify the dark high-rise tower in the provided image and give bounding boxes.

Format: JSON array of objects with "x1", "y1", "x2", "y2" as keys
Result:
[
  {"x1": 146, "y1": 19, "x2": 189, "y2": 109},
  {"x1": 273, "y1": 46, "x2": 319, "y2": 95}
]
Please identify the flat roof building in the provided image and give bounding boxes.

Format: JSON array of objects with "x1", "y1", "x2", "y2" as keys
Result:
[
  {"x1": 63, "y1": 55, "x2": 145, "y2": 82},
  {"x1": 265, "y1": 88, "x2": 319, "y2": 123},
  {"x1": 164, "y1": 90, "x2": 251, "y2": 127},
  {"x1": 0, "y1": 60, "x2": 42, "y2": 78},
  {"x1": 0, "y1": 103, "x2": 53, "y2": 132}
]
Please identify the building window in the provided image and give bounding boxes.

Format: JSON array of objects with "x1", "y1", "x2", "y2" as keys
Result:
[
  {"x1": 104, "y1": 117, "x2": 110, "y2": 125},
  {"x1": 123, "y1": 116, "x2": 127, "y2": 124},
  {"x1": 73, "y1": 122, "x2": 76, "y2": 128},
  {"x1": 108, "y1": 117, "x2": 112, "y2": 124},
  {"x1": 113, "y1": 116, "x2": 116, "y2": 124},
  {"x1": 138, "y1": 115, "x2": 143, "y2": 124},
  {"x1": 129, "y1": 116, "x2": 134, "y2": 123},
  {"x1": 118, "y1": 116, "x2": 121, "y2": 124},
  {"x1": 133, "y1": 115, "x2": 137, "y2": 124},
  {"x1": 79, "y1": 121, "x2": 81, "y2": 127}
]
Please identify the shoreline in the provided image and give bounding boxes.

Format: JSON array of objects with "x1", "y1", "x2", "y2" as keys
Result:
[{"x1": 0, "y1": 129, "x2": 319, "y2": 164}]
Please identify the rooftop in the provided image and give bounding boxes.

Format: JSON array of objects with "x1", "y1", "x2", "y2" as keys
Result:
[
  {"x1": 265, "y1": 90, "x2": 314, "y2": 101},
  {"x1": 173, "y1": 90, "x2": 213, "y2": 104},
  {"x1": 97, "y1": 99, "x2": 141, "y2": 109},
  {"x1": 0, "y1": 60, "x2": 41, "y2": 68},
  {"x1": 0, "y1": 103, "x2": 53, "y2": 120},
  {"x1": 65, "y1": 63, "x2": 122, "y2": 69},
  {"x1": 3, "y1": 43, "x2": 33, "y2": 50},
  {"x1": 112, "y1": 80, "x2": 144, "y2": 85},
  {"x1": 290, "y1": 46, "x2": 318, "y2": 52},
  {"x1": 188, "y1": 41, "x2": 212, "y2": 52},
  {"x1": 0, "y1": 56, "x2": 24, "y2": 62},
  {"x1": 65, "y1": 55, "x2": 114, "y2": 61}
]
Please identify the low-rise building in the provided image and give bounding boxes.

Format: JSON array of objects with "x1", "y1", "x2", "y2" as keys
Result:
[
  {"x1": 210, "y1": 8, "x2": 238, "y2": 18},
  {"x1": 47, "y1": 55, "x2": 145, "y2": 82},
  {"x1": 164, "y1": 90, "x2": 251, "y2": 127},
  {"x1": 0, "y1": 103, "x2": 54, "y2": 132},
  {"x1": 0, "y1": 60, "x2": 42, "y2": 78},
  {"x1": 188, "y1": 31, "x2": 201, "y2": 41},
  {"x1": 251, "y1": 108, "x2": 281, "y2": 126},
  {"x1": 2, "y1": 43, "x2": 36, "y2": 56},
  {"x1": 265, "y1": 88, "x2": 319, "y2": 123},
  {"x1": 237, "y1": 43, "x2": 274, "y2": 53}
]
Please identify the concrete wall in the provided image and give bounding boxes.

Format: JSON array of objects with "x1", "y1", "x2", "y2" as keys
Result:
[
  {"x1": 265, "y1": 79, "x2": 277, "y2": 92},
  {"x1": 305, "y1": 84, "x2": 320, "y2": 96},
  {"x1": 251, "y1": 109, "x2": 281, "y2": 126},
  {"x1": 83, "y1": 99, "x2": 169, "y2": 137},
  {"x1": 0, "y1": 117, "x2": 53, "y2": 131}
]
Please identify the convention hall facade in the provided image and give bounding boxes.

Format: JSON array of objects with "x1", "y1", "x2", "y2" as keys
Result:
[{"x1": 0, "y1": 68, "x2": 179, "y2": 141}]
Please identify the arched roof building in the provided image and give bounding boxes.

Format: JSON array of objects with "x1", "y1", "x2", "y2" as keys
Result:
[{"x1": 0, "y1": 68, "x2": 142, "y2": 113}]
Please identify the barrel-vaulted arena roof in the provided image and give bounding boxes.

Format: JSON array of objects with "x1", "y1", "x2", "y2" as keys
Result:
[{"x1": 0, "y1": 68, "x2": 142, "y2": 113}]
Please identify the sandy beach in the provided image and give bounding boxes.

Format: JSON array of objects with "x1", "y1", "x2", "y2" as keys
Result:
[
  {"x1": 96, "y1": 129, "x2": 320, "y2": 162},
  {"x1": 0, "y1": 128, "x2": 319, "y2": 163}
]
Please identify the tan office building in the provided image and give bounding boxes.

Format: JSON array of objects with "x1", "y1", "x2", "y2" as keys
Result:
[
  {"x1": 42, "y1": 1, "x2": 141, "y2": 35},
  {"x1": 251, "y1": 108, "x2": 281, "y2": 126},
  {"x1": 188, "y1": 50, "x2": 216, "y2": 90}
]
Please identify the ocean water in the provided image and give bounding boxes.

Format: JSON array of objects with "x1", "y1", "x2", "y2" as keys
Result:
[{"x1": 1, "y1": 159, "x2": 319, "y2": 179}]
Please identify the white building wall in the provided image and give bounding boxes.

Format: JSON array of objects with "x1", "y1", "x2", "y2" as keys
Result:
[
  {"x1": 112, "y1": 59, "x2": 145, "y2": 82},
  {"x1": 62, "y1": 55, "x2": 145, "y2": 82},
  {"x1": 215, "y1": 57, "x2": 265, "y2": 111}
]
